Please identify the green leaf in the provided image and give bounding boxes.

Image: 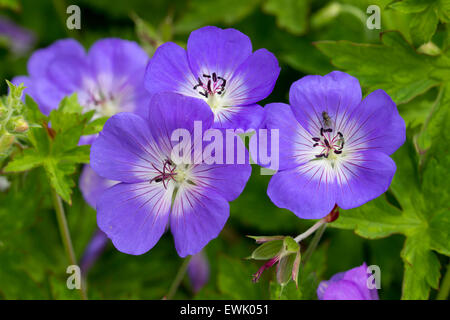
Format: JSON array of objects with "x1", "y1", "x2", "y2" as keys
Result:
[
  {"x1": 83, "y1": 116, "x2": 108, "y2": 136},
  {"x1": 409, "y1": 3, "x2": 439, "y2": 45},
  {"x1": 4, "y1": 93, "x2": 92, "y2": 203},
  {"x1": 389, "y1": 0, "x2": 450, "y2": 45},
  {"x1": 0, "y1": 0, "x2": 20, "y2": 10},
  {"x1": 315, "y1": 31, "x2": 443, "y2": 104},
  {"x1": 329, "y1": 138, "x2": 449, "y2": 299},
  {"x1": 262, "y1": 0, "x2": 310, "y2": 35},
  {"x1": 3, "y1": 148, "x2": 44, "y2": 172},
  {"x1": 389, "y1": 0, "x2": 432, "y2": 14},
  {"x1": 218, "y1": 255, "x2": 268, "y2": 299},
  {"x1": 175, "y1": 0, "x2": 262, "y2": 33}
]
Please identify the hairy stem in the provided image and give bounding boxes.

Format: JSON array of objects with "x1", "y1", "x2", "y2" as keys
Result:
[
  {"x1": 166, "y1": 255, "x2": 192, "y2": 300},
  {"x1": 294, "y1": 218, "x2": 326, "y2": 243},
  {"x1": 51, "y1": 188, "x2": 87, "y2": 300},
  {"x1": 436, "y1": 263, "x2": 450, "y2": 300},
  {"x1": 302, "y1": 223, "x2": 327, "y2": 266}
]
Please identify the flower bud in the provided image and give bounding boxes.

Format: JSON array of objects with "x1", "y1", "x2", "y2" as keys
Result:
[
  {"x1": 0, "y1": 176, "x2": 11, "y2": 192},
  {"x1": 187, "y1": 251, "x2": 210, "y2": 293},
  {"x1": 12, "y1": 118, "x2": 29, "y2": 133},
  {"x1": 0, "y1": 132, "x2": 14, "y2": 153}
]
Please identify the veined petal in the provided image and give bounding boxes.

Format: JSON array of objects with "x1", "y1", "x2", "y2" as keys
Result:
[
  {"x1": 335, "y1": 150, "x2": 396, "y2": 210},
  {"x1": 87, "y1": 38, "x2": 149, "y2": 88},
  {"x1": 91, "y1": 112, "x2": 163, "y2": 183},
  {"x1": 222, "y1": 49, "x2": 280, "y2": 107},
  {"x1": 144, "y1": 42, "x2": 198, "y2": 98},
  {"x1": 146, "y1": 93, "x2": 214, "y2": 157},
  {"x1": 190, "y1": 162, "x2": 251, "y2": 202},
  {"x1": 87, "y1": 38, "x2": 150, "y2": 115},
  {"x1": 267, "y1": 161, "x2": 337, "y2": 219},
  {"x1": 289, "y1": 71, "x2": 362, "y2": 134},
  {"x1": 27, "y1": 38, "x2": 86, "y2": 78},
  {"x1": 339, "y1": 89, "x2": 406, "y2": 156},
  {"x1": 187, "y1": 26, "x2": 252, "y2": 82},
  {"x1": 322, "y1": 280, "x2": 367, "y2": 300},
  {"x1": 213, "y1": 104, "x2": 264, "y2": 130},
  {"x1": 170, "y1": 185, "x2": 229, "y2": 257},
  {"x1": 79, "y1": 164, "x2": 118, "y2": 208},
  {"x1": 254, "y1": 103, "x2": 318, "y2": 171},
  {"x1": 97, "y1": 181, "x2": 173, "y2": 255}
]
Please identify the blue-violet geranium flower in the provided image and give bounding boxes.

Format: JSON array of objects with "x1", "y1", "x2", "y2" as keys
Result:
[
  {"x1": 257, "y1": 71, "x2": 406, "y2": 219},
  {"x1": 90, "y1": 92, "x2": 251, "y2": 257},
  {"x1": 317, "y1": 262, "x2": 379, "y2": 300},
  {"x1": 144, "y1": 26, "x2": 280, "y2": 130},
  {"x1": 13, "y1": 38, "x2": 151, "y2": 208}
]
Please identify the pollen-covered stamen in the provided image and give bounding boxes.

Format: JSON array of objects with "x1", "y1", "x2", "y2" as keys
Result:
[
  {"x1": 150, "y1": 159, "x2": 177, "y2": 189},
  {"x1": 312, "y1": 128, "x2": 345, "y2": 158},
  {"x1": 193, "y1": 72, "x2": 227, "y2": 98}
]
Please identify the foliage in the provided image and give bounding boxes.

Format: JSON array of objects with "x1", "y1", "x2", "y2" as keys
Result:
[{"x1": 0, "y1": 0, "x2": 448, "y2": 300}]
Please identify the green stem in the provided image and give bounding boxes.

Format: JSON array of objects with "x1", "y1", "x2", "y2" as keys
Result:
[
  {"x1": 302, "y1": 223, "x2": 327, "y2": 266},
  {"x1": 436, "y1": 263, "x2": 450, "y2": 300},
  {"x1": 166, "y1": 256, "x2": 192, "y2": 300},
  {"x1": 50, "y1": 188, "x2": 87, "y2": 300}
]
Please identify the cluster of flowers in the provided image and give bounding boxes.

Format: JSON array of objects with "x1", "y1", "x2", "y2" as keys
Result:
[{"x1": 14, "y1": 26, "x2": 405, "y2": 299}]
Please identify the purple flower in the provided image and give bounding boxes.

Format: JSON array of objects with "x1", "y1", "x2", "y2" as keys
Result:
[
  {"x1": 317, "y1": 262, "x2": 379, "y2": 300},
  {"x1": 13, "y1": 37, "x2": 150, "y2": 123},
  {"x1": 188, "y1": 251, "x2": 210, "y2": 293},
  {"x1": 79, "y1": 165, "x2": 117, "y2": 209},
  {"x1": 0, "y1": 16, "x2": 36, "y2": 55},
  {"x1": 13, "y1": 38, "x2": 151, "y2": 209},
  {"x1": 79, "y1": 229, "x2": 109, "y2": 274},
  {"x1": 257, "y1": 71, "x2": 405, "y2": 219},
  {"x1": 90, "y1": 92, "x2": 251, "y2": 257},
  {"x1": 144, "y1": 26, "x2": 280, "y2": 130}
]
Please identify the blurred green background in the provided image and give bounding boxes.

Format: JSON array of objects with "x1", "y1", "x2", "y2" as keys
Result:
[{"x1": 0, "y1": 0, "x2": 449, "y2": 300}]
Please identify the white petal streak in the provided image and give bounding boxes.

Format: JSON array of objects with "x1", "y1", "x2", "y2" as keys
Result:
[{"x1": 295, "y1": 159, "x2": 335, "y2": 192}]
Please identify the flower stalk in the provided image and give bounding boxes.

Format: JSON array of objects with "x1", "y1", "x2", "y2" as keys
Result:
[
  {"x1": 166, "y1": 255, "x2": 193, "y2": 300},
  {"x1": 50, "y1": 187, "x2": 87, "y2": 300}
]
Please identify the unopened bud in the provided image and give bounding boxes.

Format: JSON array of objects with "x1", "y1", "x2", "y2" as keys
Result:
[
  {"x1": 0, "y1": 132, "x2": 14, "y2": 153},
  {"x1": 13, "y1": 118, "x2": 28, "y2": 133}
]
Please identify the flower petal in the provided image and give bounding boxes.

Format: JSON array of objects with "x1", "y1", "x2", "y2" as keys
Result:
[
  {"x1": 187, "y1": 26, "x2": 252, "y2": 82},
  {"x1": 289, "y1": 71, "x2": 362, "y2": 134},
  {"x1": 79, "y1": 164, "x2": 118, "y2": 208},
  {"x1": 86, "y1": 38, "x2": 150, "y2": 115},
  {"x1": 146, "y1": 92, "x2": 214, "y2": 156},
  {"x1": 267, "y1": 162, "x2": 337, "y2": 219},
  {"x1": 144, "y1": 42, "x2": 198, "y2": 98},
  {"x1": 222, "y1": 49, "x2": 280, "y2": 107},
  {"x1": 335, "y1": 150, "x2": 396, "y2": 210},
  {"x1": 27, "y1": 39, "x2": 86, "y2": 78},
  {"x1": 214, "y1": 104, "x2": 264, "y2": 130},
  {"x1": 257, "y1": 102, "x2": 321, "y2": 171},
  {"x1": 321, "y1": 280, "x2": 367, "y2": 300},
  {"x1": 91, "y1": 112, "x2": 161, "y2": 183},
  {"x1": 97, "y1": 181, "x2": 173, "y2": 255},
  {"x1": 341, "y1": 89, "x2": 406, "y2": 156},
  {"x1": 190, "y1": 162, "x2": 251, "y2": 202},
  {"x1": 87, "y1": 38, "x2": 149, "y2": 85},
  {"x1": 170, "y1": 186, "x2": 229, "y2": 257}
]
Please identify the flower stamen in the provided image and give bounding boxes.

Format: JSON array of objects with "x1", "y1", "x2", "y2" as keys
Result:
[
  {"x1": 312, "y1": 124, "x2": 345, "y2": 159},
  {"x1": 193, "y1": 72, "x2": 227, "y2": 98},
  {"x1": 150, "y1": 159, "x2": 177, "y2": 189}
]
